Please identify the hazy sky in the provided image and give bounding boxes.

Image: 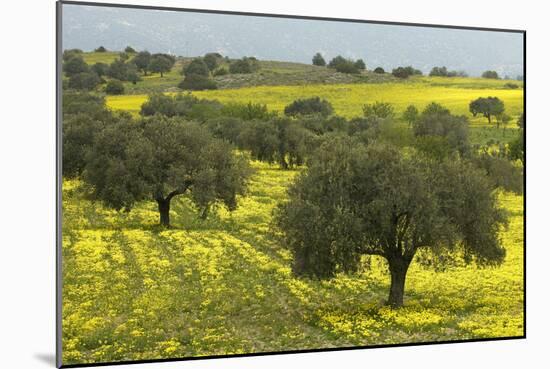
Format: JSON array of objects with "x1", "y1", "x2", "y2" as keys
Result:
[{"x1": 62, "y1": 4, "x2": 524, "y2": 77}]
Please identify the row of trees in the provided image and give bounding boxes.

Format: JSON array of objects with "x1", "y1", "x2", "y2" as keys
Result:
[
  {"x1": 63, "y1": 89, "x2": 524, "y2": 307},
  {"x1": 312, "y1": 53, "x2": 366, "y2": 74}
]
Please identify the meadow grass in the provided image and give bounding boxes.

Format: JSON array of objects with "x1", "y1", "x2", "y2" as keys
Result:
[
  {"x1": 81, "y1": 51, "x2": 122, "y2": 65},
  {"x1": 62, "y1": 161, "x2": 524, "y2": 365},
  {"x1": 106, "y1": 80, "x2": 523, "y2": 126}
]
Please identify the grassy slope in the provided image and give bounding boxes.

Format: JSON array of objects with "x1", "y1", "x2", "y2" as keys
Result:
[{"x1": 62, "y1": 161, "x2": 524, "y2": 365}]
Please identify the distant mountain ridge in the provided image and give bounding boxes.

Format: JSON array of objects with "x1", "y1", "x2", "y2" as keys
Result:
[{"x1": 62, "y1": 4, "x2": 524, "y2": 78}]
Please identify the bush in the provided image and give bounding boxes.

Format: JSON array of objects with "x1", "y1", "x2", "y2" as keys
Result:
[
  {"x1": 105, "y1": 80, "x2": 125, "y2": 95},
  {"x1": 183, "y1": 58, "x2": 210, "y2": 77},
  {"x1": 68, "y1": 72, "x2": 101, "y2": 91},
  {"x1": 284, "y1": 97, "x2": 334, "y2": 117},
  {"x1": 362, "y1": 101, "x2": 395, "y2": 119},
  {"x1": 178, "y1": 74, "x2": 217, "y2": 91},
  {"x1": 392, "y1": 66, "x2": 422, "y2": 79},
  {"x1": 312, "y1": 52, "x2": 326, "y2": 66},
  {"x1": 482, "y1": 70, "x2": 499, "y2": 79},
  {"x1": 373, "y1": 67, "x2": 385, "y2": 74},
  {"x1": 203, "y1": 53, "x2": 222, "y2": 71},
  {"x1": 213, "y1": 67, "x2": 228, "y2": 76},
  {"x1": 221, "y1": 102, "x2": 276, "y2": 121},
  {"x1": 95, "y1": 46, "x2": 107, "y2": 52},
  {"x1": 354, "y1": 59, "x2": 366, "y2": 70},
  {"x1": 140, "y1": 93, "x2": 222, "y2": 119},
  {"x1": 124, "y1": 46, "x2": 136, "y2": 53},
  {"x1": 63, "y1": 55, "x2": 89, "y2": 77},
  {"x1": 91, "y1": 62, "x2": 109, "y2": 77},
  {"x1": 229, "y1": 57, "x2": 260, "y2": 74},
  {"x1": 62, "y1": 49, "x2": 83, "y2": 62},
  {"x1": 504, "y1": 82, "x2": 519, "y2": 89}
]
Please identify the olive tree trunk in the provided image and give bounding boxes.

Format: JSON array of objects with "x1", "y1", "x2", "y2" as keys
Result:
[
  {"x1": 387, "y1": 256, "x2": 412, "y2": 308},
  {"x1": 157, "y1": 198, "x2": 171, "y2": 227}
]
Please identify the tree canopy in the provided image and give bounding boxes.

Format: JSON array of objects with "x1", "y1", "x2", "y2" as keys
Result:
[
  {"x1": 274, "y1": 137, "x2": 507, "y2": 307},
  {"x1": 469, "y1": 97, "x2": 505, "y2": 125},
  {"x1": 83, "y1": 116, "x2": 252, "y2": 226}
]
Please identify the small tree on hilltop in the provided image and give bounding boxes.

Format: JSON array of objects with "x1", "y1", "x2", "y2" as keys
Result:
[
  {"x1": 274, "y1": 137, "x2": 507, "y2": 307},
  {"x1": 312, "y1": 52, "x2": 326, "y2": 66},
  {"x1": 354, "y1": 59, "x2": 366, "y2": 70},
  {"x1": 83, "y1": 117, "x2": 252, "y2": 226},
  {"x1": 374, "y1": 67, "x2": 385, "y2": 74},
  {"x1": 95, "y1": 46, "x2": 107, "y2": 52},
  {"x1": 469, "y1": 97, "x2": 505, "y2": 126},
  {"x1": 482, "y1": 70, "x2": 499, "y2": 79},
  {"x1": 125, "y1": 46, "x2": 136, "y2": 53}
]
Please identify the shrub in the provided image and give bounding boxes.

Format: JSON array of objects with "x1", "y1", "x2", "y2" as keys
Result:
[
  {"x1": 362, "y1": 101, "x2": 395, "y2": 119},
  {"x1": 95, "y1": 46, "x2": 107, "y2": 52},
  {"x1": 203, "y1": 53, "x2": 222, "y2": 71},
  {"x1": 183, "y1": 58, "x2": 210, "y2": 77},
  {"x1": 312, "y1": 52, "x2": 326, "y2": 66},
  {"x1": 354, "y1": 59, "x2": 366, "y2": 70},
  {"x1": 105, "y1": 80, "x2": 125, "y2": 95},
  {"x1": 91, "y1": 62, "x2": 109, "y2": 77},
  {"x1": 229, "y1": 57, "x2": 260, "y2": 74},
  {"x1": 124, "y1": 46, "x2": 136, "y2": 53},
  {"x1": 504, "y1": 82, "x2": 519, "y2": 89},
  {"x1": 221, "y1": 102, "x2": 276, "y2": 121},
  {"x1": 392, "y1": 66, "x2": 422, "y2": 79},
  {"x1": 373, "y1": 67, "x2": 385, "y2": 74},
  {"x1": 482, "y1": 70, "x2": 499, "y2": 79},
  {"x1": 63, "y1": 55, "x2": 89, "y2": 77},
  {"x1": 68, "y1": 72, "x2": 101, "y2": 91},
  {"x1": 178, "y1": 74, "x2": 217, "y2": 91},
  {"x1": 213, "y1": 67, "x2": 228, "y2": 76},
  {"x1": 284, "y1": 97, "x2": 334, "y2": 117}
]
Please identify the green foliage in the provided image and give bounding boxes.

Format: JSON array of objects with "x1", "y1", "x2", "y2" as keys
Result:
[
  {"x1": 504, "y1": 82, "x2": 519, "y2": 89},
  {"x1": 392, "y1": 66, "x2": 422, "y2": 79},
  {"x1": 203, "y1": 53, "x2": 222, "y2": 71},
  {"x1": 482, "y1": 70, "x2": 499, "y2": 79},
  {"x1": 413, "y1": 102, "x2": 469, "y2": 157},
  {"x1": 106, "y1": 58, "x2": 140, "y2": 82},
  {"x1": 284, "y1": 97, "x2": 334, "y2": 117},
  {"x1": 67, "y1": 72, "x2": 101, "y2": 91},
  {"x1": 132, "y1": 51, "x2": 151, "y2": 75},
  {"x1": 469, "y1": 96, "x2": 505, "y2": 125},
  {"x1": 83, "y1": 116, "x2": 251, "y2": 225},
  {"x1": 139, "y1": 93, "x2": 222, "y2": 120},
  {"x1": 62, "y1": 91, "x2": 109, "y2": 118},
  {"x1": 183, "y1": 58, "x2": 210, "y2": 77},
  {"x1": 124, "y1": 46, "x2": 136, "y2": 53},
  {"x1": 327, "y1": 56, "x2": 361, "y2": 74},
  {"x1": 91, "y1": 62, "x2": 109, "y2": 77},
  {"x1": 354, "y1": 59, "x2": 366, "y2": 70},
  {"x1": 62, "y1": 49, "x2": 83, "y2": 62},
  {"x1": 220, "y1": 102, "x2": 277, "y2": 121},
  {"x1": 402, "y1": 104, "x2": 419, "y2": 126},
  {"x1": 105, "y1": 80, "x2": 125, "y2": 95},
  {"x1": 508, "y1": 113, "x2": 524, "y2": 165},
  {"x1": 63, "y1": 55, "x2": 89, "y2": 77},
  {"x1": 274, "y1": 138, "x2": 507, "y2": 306},
  {"x1": 472, "y1": 151, "x2": 523, "y2": 194},
  {"x1": 213, "y1": 67, "x2": 228, "y2": 76},
  {"x1": 178, "y1": 74, "x2": 217, "y2": 91},
  {"x1": 229, "y1": 57, "x2": 260, "y2": 74},
  {"x1": 238, "y1": 118, "x2": 317, "y2": 169},
  {"x1": 373, "y1": 67, "x2": 385, "y2": 74},
  {"x1": 362, "y1": 101, "x2": 395, "y2": 119},
  {"x1": 312, "y1": 52, "x2": 326, "y2": 66},
  {"x1": 148, "y1": 54, "x2": 174, "y2": 77},
  {"x1": 95, "y1": 46, "x2": 107, "y2": 52}
]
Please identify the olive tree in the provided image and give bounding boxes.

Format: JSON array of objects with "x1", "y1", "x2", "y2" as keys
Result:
[
  {"x1": 469, "y1": 97, "x2": 505, "y2": 126},
  {"x1": 312, "y1": 52, "x2": 326, "y2": 66},
  {"x1": 274, "y1": 137, "x2": 507, "y2": 307},
  {"x1": 83, "y1": 116, "x2": 251, "y2": 226}
]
